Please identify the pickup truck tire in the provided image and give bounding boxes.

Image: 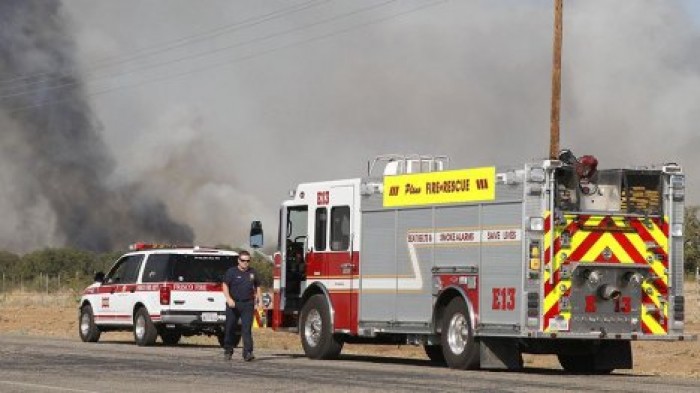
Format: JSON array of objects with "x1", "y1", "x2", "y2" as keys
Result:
[
  {"x1": 78, "y1": 305, "x2": 101, "y2": 343},
  {"x1": 133, "y1": 308, "x2": 157, "y2": 346}
]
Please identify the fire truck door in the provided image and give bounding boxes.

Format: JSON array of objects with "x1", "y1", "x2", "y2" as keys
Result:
[
  {"x1": 282, "y1": 206, "x2": 308, "y2": 312},
  {"x1": 308, "y1": 185, "x2": 356, "y2": 331}
]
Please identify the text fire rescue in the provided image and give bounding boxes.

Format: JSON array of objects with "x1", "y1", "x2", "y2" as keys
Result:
[{"x1": 383, "y1": 167, "x2": 496, "y2": 207}]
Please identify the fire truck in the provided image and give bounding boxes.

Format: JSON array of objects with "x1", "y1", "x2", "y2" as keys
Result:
[{"x1": 262, "y1": 152, "x2": 693, "y2": 372}]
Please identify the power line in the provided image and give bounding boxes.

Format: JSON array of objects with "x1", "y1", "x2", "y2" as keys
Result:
[
  {"x1": 0, "y1": 0, "x2": 396, "y2": 101},
  {"x1": 0, "y1": 0, "x2": 329, "y2": 89},
  {"x1": 6, "y1": 0, "x2": 449, "y2": 114}
]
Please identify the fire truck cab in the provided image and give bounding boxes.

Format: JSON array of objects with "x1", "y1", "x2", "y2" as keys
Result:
[{"x1": 266, "y1": 153, "x2": 693, "y2": 372}]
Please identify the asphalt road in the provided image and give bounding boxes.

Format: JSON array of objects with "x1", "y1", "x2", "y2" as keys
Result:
[{"x1": 0, "y1": 335, "x2": 698, "y2": 393}]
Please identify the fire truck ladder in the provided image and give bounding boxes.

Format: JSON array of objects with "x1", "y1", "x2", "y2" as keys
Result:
[{"x1": 368, "y1": 154, "x2": 450, "y2": 177}]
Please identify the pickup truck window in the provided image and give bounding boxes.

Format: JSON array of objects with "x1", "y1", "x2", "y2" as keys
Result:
[{"x1": 141, "y1": 254, "x2": 237, "y2": 283}]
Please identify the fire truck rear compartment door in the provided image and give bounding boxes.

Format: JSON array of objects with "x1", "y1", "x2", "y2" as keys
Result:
[
  {"x1": 394, "y1": 208, "x2": 437, "y2": 323},
  {"x1": 359, "y1": 209, "x2": 397, "y2": 323},
  {"x1": 477, "y1": 203, "x2": 523, "y2": 328}
]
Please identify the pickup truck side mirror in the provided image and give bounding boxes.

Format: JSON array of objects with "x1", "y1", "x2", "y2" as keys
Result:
[
  {"x1": 250, "y1": 220, "x2": 263, "y2": 249},
  {"x1": 94, "y1": 271, "x2": 105, "y2": 283}
]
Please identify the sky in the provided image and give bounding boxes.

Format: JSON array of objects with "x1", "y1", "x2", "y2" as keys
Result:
[{"x1": 0, "y1": 0, "x2": 699, "y2": 252}]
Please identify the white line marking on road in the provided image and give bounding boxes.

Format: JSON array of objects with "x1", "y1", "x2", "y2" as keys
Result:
[{"x1": 0, "y1": 380, "x2": 99, "y2": 392}]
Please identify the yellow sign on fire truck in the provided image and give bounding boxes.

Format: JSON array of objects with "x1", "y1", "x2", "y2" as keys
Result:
[{"x1": 383, "y1": 167, "x2": 496, "y2": 207}]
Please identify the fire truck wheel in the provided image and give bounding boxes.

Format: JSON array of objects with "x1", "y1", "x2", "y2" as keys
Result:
[
  {"x1": 440, "y1": 297, "x2": 479, "y2": 370},
  {"x1": 557, "y1": 354, "x2": 613, "y2": 374},
  {"x1": 300, "y1": 294, "x2": 343, "y2": 360},
  {"x1": 216, "y1": 332, "x2": 241, "y2": 348},
  {"x1": 78, "y1": 304, "x2": 101, "y2": 343},
  {"x1": 160, "y1": 330, "x2": 182, "y2": 346},
  {"x1": 423, "y1": 345, "x2": 446, "y2": 365},
  {"x1": 133, "y1": 308, "x2": 158, "y2": 346}
]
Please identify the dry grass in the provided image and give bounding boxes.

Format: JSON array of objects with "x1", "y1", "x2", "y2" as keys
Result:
[
  {"x1": 0, "y1": 290, "x2": 79, "y2": 307},
  {"x1": 1, "y1": 281, "x2": 699, "y2": 376}
]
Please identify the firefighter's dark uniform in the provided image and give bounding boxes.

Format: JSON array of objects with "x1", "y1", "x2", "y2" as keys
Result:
[{"x1": 223, "y1": 266, "x2": 260, "y2": 359}]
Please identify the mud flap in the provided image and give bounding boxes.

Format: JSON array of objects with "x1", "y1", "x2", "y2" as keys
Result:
[
  {"x1": 479, "y1": 338, "x2": 523, "y2": 370},
  {"x1": 594, "y1": 341, "x2": 632, "y2": 370}
]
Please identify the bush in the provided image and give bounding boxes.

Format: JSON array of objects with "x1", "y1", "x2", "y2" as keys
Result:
[
  {"x1": 0, "y1": 250, "x2": 20, "y2": 276},
  {"x1": 250, "y1": 252, "x2": 273, "y2": 289},
  {"x1": 685, "y1": 206, "x2": 700, "y2": 274}
]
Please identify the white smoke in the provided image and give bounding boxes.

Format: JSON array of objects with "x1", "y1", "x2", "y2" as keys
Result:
[
  {"x1": 1, "y1": 0, "x2": 697, "y2": 252},
  {"x1": 0, "y1": 1, "x2": 193, "y2": 252}
]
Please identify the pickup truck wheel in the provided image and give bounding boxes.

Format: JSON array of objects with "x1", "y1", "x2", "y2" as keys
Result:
[
  {"x1": 78, "y1": 305, "x2": 101, "y2": 343},
  {"x1": 440, "y1": 297, "x2": 479, "y2": 370},
  {"x1": 133, "y1": 308, "x2": 157, "y2": 346},
  {"x1": 160, "y1": 330, "x2": 182, "y2": 346},
  {"x1": 300, "y1": 294, "x2": 343, "y2": 359}
]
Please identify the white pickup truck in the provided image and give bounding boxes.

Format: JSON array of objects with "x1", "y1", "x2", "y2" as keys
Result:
[{"x1": 78, "y1": 243, "x2": 240, "y2": 346}]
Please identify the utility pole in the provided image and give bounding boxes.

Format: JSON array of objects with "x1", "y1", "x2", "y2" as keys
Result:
[{"x1": 549, "y1": 0, "x2": 563, "y2": 159}]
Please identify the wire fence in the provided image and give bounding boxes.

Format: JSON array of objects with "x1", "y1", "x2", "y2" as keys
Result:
[{"x1": 0, "y1": 272, "x2": 92, "y2": 304}]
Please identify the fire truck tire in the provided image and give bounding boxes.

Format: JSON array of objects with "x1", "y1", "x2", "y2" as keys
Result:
[
  {"x1": 557, "y1": 354, "x2": 613, "y2": 374},
  {"x1": 133, "y1": 307, "x2": 158, "y2": 346},
  {"x1": 78, "y1": 305, "x2": 101, "y2": 343},
  {"x1": 216, "y1": 332, "x2": 241, "y2": 348},
  {"x1": 300, "y1": 294, "x2": 343, "y2": 360},
  {"x1": 160, "y1": 330, "x2": 182, "y2": 345},
  {"x1": 424, "y1": 345, "x2": 446, "y2": 365},
  {"x1": 440, "y1": 297, "x2": 479, "y2": 370}
]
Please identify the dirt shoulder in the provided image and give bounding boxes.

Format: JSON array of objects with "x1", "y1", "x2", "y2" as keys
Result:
[{"x1": 2, "y1": 283, "x2": 699, "y2": 378}]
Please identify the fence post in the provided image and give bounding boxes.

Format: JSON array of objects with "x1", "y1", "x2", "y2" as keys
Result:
[{"x1": 39, "y1": 272, "x2": 43, "y2": 304}]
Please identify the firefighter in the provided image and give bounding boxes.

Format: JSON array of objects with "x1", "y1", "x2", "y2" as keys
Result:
[{"x1": 222, "y1": 250, "x2": 262, "y2": 361}]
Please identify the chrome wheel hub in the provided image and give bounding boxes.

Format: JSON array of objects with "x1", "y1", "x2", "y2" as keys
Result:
[
  {"x1": 80, "y1": 312, "x2": 90, "y2": 336},
  {"x1": 135, "y1": 315, "x2": 145, "y2": 339},
  {"x1": 447, "y1": 313, "x2": 469, "y2": 355},
  {"x1": 304, "y1": 309, "x2": 322, "y2": 347}
]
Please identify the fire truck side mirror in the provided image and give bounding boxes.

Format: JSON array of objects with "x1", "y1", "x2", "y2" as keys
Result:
[
  {"x1": 261, "y1": 292, "x2": 272, "y2": 308},
  {"x1": 250, "y1": 221, "x2": 264, "y2": 249}
]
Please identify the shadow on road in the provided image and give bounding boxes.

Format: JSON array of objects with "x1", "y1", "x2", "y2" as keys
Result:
[
  {"x1": 91, "y1": 340, "x2": 220, "y2": 349},
  {"x1": 87, "y1": 340, "x2": 655, "y2": 378},
  {"x1": 269, "y1": 352, "x2": 655, "y2": 377},
  {"x1": 270, "y1": 353, "x2": 441, "y2": 367},
  {"x1": 517, "y1": 367, "x2": 652, "y2": 378}
]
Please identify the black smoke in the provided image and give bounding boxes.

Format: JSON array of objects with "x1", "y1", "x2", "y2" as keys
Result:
[{"x1": 0, "y1": 0, "x2": 193, "y2": 252}]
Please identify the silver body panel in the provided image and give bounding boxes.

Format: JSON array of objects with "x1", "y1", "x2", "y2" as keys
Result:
[{"x1": 358, "y1": 168, "x2": 526, "y2": 336}]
